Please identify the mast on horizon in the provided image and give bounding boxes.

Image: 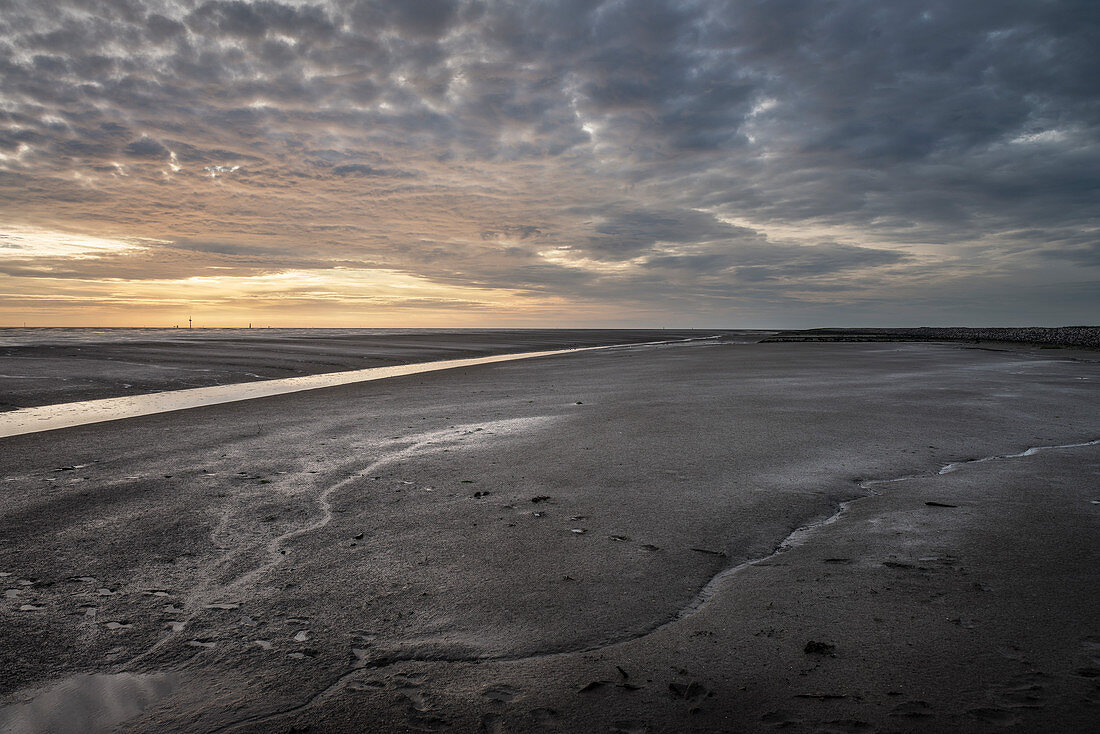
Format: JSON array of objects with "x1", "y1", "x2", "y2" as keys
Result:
[{"x1": 188, "y1": 316, "x2": 192, "y2": 330}]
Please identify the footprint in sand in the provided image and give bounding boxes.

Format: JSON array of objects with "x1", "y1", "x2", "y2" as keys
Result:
[
  {"x1": 103, "y1": 621, "x2": 131, "y2": 630},
  {"x1": 479, "y1": 712, "x2": 504, "y2": 734},
  {"x1": 398, "y1": 688, "x2": 451, "y2": 731},
  {"x1": 481, "y1": 684, "x2": 522, "y2": 703},
  {"x1": 293, "y1": 630, "x2": 310, "y2": 642},
  {"x1": 399, "y1": 688, "x2": 429, "y2": 713},
  {"x1": 528, "y1": 708, "x2": 559, "y2": 729}
]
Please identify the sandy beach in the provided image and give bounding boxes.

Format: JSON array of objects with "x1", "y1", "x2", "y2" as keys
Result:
[{"x1": 1, "y1": 336, "x2": 1097, "y2": 733}]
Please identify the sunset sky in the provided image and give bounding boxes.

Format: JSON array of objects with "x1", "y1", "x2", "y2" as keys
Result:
[{"x1": 1, "y1": 0, "x2": 1096, "y2": 327}]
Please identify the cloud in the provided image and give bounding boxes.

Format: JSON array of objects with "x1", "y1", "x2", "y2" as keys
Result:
[
  {"x1": 124, "y1": 136, "x2": 170, "y2": 158},
  {"x1": 0, "y1": 0, "x2": 1096, "y2": 325},
  {"x1": 330, "y1": 163, "x2": 415, "y2": 178}
]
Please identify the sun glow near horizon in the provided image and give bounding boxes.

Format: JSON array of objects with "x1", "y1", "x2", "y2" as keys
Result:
[{"x1": 1, "y1": 226, "x2": 630, "y2": 327}]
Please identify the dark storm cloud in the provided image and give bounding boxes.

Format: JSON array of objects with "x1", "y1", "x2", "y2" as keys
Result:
[{"x1": 0, "y1": 0, "x2": 1096, "y2": 323}]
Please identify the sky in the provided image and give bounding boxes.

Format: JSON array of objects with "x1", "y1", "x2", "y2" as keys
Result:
[{"x1": 0, "y1": 0, "x2": 1097, "y2": 328}]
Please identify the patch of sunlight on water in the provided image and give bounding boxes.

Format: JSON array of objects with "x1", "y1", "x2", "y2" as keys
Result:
[{"x1": 0, "y1": 342, "x2": 671, "y2": 438}]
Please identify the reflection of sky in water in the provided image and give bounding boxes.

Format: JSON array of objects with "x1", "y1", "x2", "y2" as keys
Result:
[
  {"x1": 0, "y1": 346, "x2": 598, "y2": 437},
  {"x1": 0, "y1": 673, "x2": 178, "y2": 734}
]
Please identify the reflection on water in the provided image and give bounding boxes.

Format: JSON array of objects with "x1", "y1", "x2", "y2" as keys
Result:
[
  {"x1": 0, "y1": 672, "x2": 179, "y2": 734},
  {"x1": 0, "y1": 347, "x2": 591, "y2": 438}
]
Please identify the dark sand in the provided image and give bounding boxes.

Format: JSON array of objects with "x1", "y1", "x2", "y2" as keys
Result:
[{"x1": 1, "y1": 339, "x2": 1098, "y2": 733}]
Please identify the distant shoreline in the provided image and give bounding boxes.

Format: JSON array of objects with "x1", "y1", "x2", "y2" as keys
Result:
[{"x1": 762, "y1": 326, "x2": 1100, "y2": 349}]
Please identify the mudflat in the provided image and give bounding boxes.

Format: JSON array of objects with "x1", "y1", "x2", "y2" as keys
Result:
[{"x1": 1, "y1": 339, "x2": 1097, "y2": 733}]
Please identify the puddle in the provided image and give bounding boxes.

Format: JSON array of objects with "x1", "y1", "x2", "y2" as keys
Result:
[
  {"x1": 0, "y1": 672, "x2": 179, "y2": 734},
  {"x1": 0, "y1": 342, "x2": 670, "y2": 438}
]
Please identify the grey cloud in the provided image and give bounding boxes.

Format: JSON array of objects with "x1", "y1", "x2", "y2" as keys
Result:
[
  {"x1": 330, "y1": 163, "x2": 415, "y2": 178},
  {"x1": 481, "y1": 225, "x2": 542, "y2": 241},
  {"x1": 145, "y1": 13, "x2": 187, "y2": 42},
  {"x1": 1037, "y1": 241, "x2": 1100, "y2": 267},
  {"x1": 349, "y1": 0, "x2": 461, "y2": 40},
  {"x1": 124, "y1": 136, "x2": 169, "y2": 158},
  {"x1": 580, "y1": 209, "x2": 762, "y2": 261},
  {"x1": 638, "y1": 240, "x2": 909, "y2": 280},
  {"x1": 186, "y1": 1, "x2": 338, "y2": 42}
]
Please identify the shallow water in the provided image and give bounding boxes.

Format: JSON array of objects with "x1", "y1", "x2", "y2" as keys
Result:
[
  {"x1": 0, "y1": 345, "x2": 606, "y2": 438},
  {"x1": 0, "y1": 672, "x2": 179, "y2": 734}
]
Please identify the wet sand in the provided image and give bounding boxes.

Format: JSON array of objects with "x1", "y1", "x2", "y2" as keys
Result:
[{"x1": 1, "y1": 340, "x2": 1097, "y2": 732}]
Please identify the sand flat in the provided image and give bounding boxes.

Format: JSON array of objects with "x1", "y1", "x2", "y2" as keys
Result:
[{"x1": 1, "y1": 339, "x2": 1097, "y2": 732}]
